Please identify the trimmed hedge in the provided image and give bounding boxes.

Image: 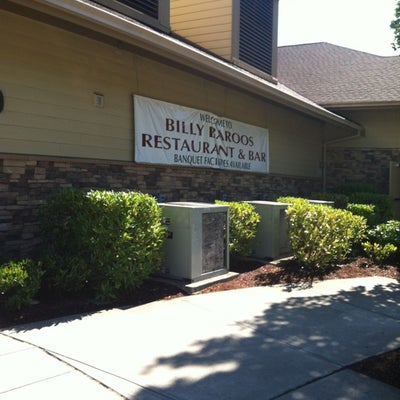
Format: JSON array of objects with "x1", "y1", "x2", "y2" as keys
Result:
[
  {"x1": 40, "y1": 189, "x2": 166, "y2": 300},
  {"x1": 87, "y1": 190, "x2": 166, "y2": 300},
  {"x1": 347, "y1": 192, "x2": 394, "y2": 223},
  {"x1": 39, "y1": 188, "x2": 94, "y2": 296},
  {"x1": 310, "y1": 190, "x2": 393, "y2": 224},
  {"x1": 215, "y1": 200, "x2": 260, "y2": 256},
  {"x1": 0, "y1": 259, "x2": 42, "y2": 313},
  {"x1": 346, "y1": 203, "x2": 377, "y2": 227},
  {"x1": 363, "y1": 220, "x2": 400, "y2": 264},
  {"x1": 362, "y1": 242, "x2": 398, "y2": 264},
  {"x1": 276, "y1": 196, "x2": 309, "y2": 206},
  {"x1": 310, "y1": 192, "x2": 349, "y2": 209},
  {"x1": 334, "y1": 182, "x2": 381, "y2": 195},
  {"x1": 286, "y1": 201, "x2": 367, "y2": 268}
]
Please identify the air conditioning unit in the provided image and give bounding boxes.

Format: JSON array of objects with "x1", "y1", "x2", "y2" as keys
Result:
[
  {"x1": 247, "y1": 201, "x2": 291, "y2": 260},
  {"x1": 159, "y1": 202, "x2": 229, "y2": 282}
]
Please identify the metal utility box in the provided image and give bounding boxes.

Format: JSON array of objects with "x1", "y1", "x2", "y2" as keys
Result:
[
  {"x1": 247, "y1": 201, "x2": 291, "y2": 260},
  {"x1": 159, "y1": 202, "x2": 229, "y2": 282},
  {"x1": 308, "y1": 200, "x2": 334, "y2": 207}
]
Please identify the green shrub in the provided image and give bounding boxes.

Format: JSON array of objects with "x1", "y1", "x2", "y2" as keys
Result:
[
  {"x1": 40, "y1": 188, "x2": 94, "y2": 255},
  {"x1": 334, "y1": 182, "x2": 381, "y2": 194},
  {"x1": 40, "y1": 189, "x2": 166, "y2": 301},
  {"x1": 286, "y1": 202, "x2": 367, "y2": 268},
  {"x1": 215, "y1": 200, "x2": 260, "y2": 256},
  {"x1": 276, "y1": 196, "x2": 309, "y2": 206},
  {"x1": 310, "y1": 192, "x2": 349, "y2": 209},
  {"x1": 39, "y1": 188, "x2": 93, "y2": 296},
  {"x1": 364, "y1": 220, "x2": 400, "y2": 263},
  {"x1": 277, "y1": 196, "x2": 337, "y2": 207},
  {"x1": 348, "y1": 193, "x2": 394, "y2": 223},
  {"x1": 330, "y1": 183, "x2": 393, "y2": 223},
  {"x1": 39, "y1": 254, "x2": 90, "y2": 297},
  {"x1": 362, "y1": 242, "x2": 398, "y2": 264},
  {"x1": 87, "y1": 190, "x2": 166, "y2": 300},
  {"x1": 0, "y1": 259, "x2": 42, "y2": 313},
  {"x1": 346, "y1": 203, "x2": 377, "y2": 227},
  {"x1": 368, "y1": 220, "x2": 400, "y2": 244}
]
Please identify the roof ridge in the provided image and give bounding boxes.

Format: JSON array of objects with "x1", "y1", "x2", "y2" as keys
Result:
[{"x1": 278, "y1": 42, "x2": 400, "y2": 59}]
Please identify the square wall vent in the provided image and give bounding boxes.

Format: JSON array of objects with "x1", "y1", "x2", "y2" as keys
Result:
[{"x1": 93, "y1": 0, "x2": 170, "y2": 32}]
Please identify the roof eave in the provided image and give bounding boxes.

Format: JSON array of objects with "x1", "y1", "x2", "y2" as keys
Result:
[
  {"x1": 324, "y1": 101, "x2": 400, "y2": 110},
  {"x1": 8, "y1": 0, "x2": 361, "y2": 131}
]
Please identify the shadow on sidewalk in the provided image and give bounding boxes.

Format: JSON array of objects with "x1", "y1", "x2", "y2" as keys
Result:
[{"x1": 135, "y1": 282, "x2": 400, "y2": 400}]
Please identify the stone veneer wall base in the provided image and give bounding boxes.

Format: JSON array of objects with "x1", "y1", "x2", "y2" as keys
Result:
[
  {"x1": 0, "y1": 155, "x2": 321, "y2": 260},
  {"x1": 326, "y1": 147, "x2": 400, "y2": 192}
]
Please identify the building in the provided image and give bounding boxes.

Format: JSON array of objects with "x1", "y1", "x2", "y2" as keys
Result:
[
  {"x1": 278, "y1": 42, "x2": 400, "y2": 216},
  {"x1": 1, "y1": 1, "x2": 360, "y2": 258}
]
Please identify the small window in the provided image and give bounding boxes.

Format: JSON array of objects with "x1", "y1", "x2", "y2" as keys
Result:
[{"x1": 93, "y1": 0, "x2": 170, "y2": 32}]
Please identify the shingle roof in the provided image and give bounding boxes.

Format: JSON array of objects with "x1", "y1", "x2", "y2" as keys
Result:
[{"x1": 277, "y1": 42, "x2": 400, "y2": 107}]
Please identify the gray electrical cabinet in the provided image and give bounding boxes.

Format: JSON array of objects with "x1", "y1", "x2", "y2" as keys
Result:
[
  {"x1": 159, "y1": 202, "x2": 229, "y2": 282},
  {"x1": 247, "y1": 201, "x2": 291, "y2": 260},
  {"x1": 308, "y1": 200, "x2": 334, "y2": 207}
]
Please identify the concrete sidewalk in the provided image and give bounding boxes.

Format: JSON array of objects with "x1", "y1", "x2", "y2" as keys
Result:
[{"x1": 1, "y1": 277, "x2": 400, "y2": 399}]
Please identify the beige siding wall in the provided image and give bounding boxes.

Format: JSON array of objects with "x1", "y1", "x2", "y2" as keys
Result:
[
  {"x1": 0, "y1": 9, "x2": 342, "y2": 178},
  {"x1": 332, "y1": 109, "x2": 400, "y2": 148},
  {"x1": 0, "y1": 10, "x2": 136, "y2": 160},
  {"x1": 170, "y1": 0, "x2": 233, "y2": 60},
  {"x1": 268, "y1": 106, "x2": 323, "y2": 177}
]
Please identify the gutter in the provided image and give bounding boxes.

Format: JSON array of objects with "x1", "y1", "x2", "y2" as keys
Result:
[
  {"x1": 7, "y1": 0, "x2": 362, "y2": 131},
  {"x1": 323, "y1": 101, "x2": 400, "y2": 110},
  {"x1": 322, "y1": 125, "x2": 365, "y2": 192}
]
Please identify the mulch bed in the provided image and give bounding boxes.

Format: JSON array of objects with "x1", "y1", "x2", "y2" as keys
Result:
[{"x1": 1, "y1": 256, "x2": 399, "y2": 388}]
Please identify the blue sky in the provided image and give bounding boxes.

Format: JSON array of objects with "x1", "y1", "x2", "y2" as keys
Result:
[{"x1": 278, "y1": 0, "x2": 399, "y2": 56}]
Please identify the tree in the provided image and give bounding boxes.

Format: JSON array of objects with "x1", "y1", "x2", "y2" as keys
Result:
[{"x1": 391, "y1": 1, "x2": 400, "y2": 50}]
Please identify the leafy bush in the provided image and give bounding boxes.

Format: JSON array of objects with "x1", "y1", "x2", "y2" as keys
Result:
[
  {"x1": 346, "y1": 203, "x2": 377, "y2": 227},
  {"x1": 348, "y1": 193, "x2": 394, "y2": 223},
  {"x1": 309, "y1": 190, "x2": 394, "y2": 223},
  {"x1": 39, "y1": 254, "x2": 91, "y2": 297},
  {"x1": 363, "y1": 220, "x2": 400, "y2": 264},
  {"x1": 40, "y1": 188, "x2": 94, "y2": 255},
  {"x1": 334, "y1": 182, "x2": 381, "y2": 194},
  {"x1": 39, "y1": 188, "x2": 93, "y2": 296},
  {"x1": 215, "y1": 200, "x2": 260, "y2": 256},
  {"x1": 362, "y1": 242, "x2": 398, "y2": 264},
  {"x1": 286, "y1": 202, "x2": 367, "y2": 268},
  {"x1": 40, "y1": 189, "x2": 166, "y2": 300},
  {"x1": 0, "y1": 259, "x2": 42, "y2": 312},
  {"x1": 278, "y1": 196, "x2": 337, "y2": 208},
  {"x1": 368, "y1": 220, "x2": 400, "y2": 244},
  {"x1": 87, "y1": 190, "x2": 166, "y2": 300},
  {"x1": 310, "y1": 192, "x2": 349, "y2": 209},
  {"x1": 276, "y1": 196, "x2": 309, "y2": 206}
]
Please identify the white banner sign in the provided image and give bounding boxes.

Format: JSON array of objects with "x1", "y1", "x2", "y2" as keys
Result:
[{"x1": 134, "y1": 95, "x2": 269, "y2": 173}]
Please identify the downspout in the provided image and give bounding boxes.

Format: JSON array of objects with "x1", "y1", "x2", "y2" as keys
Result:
[{"x1": 322, "y1": 124, "x2": 365, "y2": 192}]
